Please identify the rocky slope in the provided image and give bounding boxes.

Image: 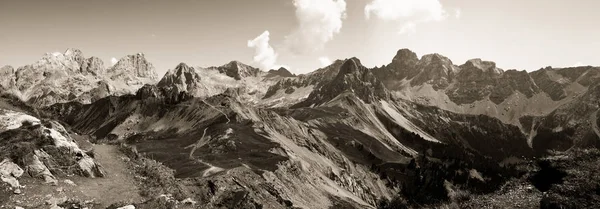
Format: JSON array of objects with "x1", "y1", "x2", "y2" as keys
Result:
[
  {"x1": 0, "y1": 49, "x2": 158, "y2": 107},
  {"x1": 0, "y1": 95, "x2": 105, "y2": 207},
  {"x1": 152, "y1": 61, "x2": 295, "y2": 106},
  {"x1": 1, "y1": 47, "x2": 599, "y2": 208},
  {"x1": 40, "y1": 57, "x2": 550, "y2": 208},
  {"x1": 373, "y1": 49, "x2": 600, "y2": 127}
]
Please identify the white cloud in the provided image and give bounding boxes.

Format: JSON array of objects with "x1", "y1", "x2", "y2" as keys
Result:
[
  {"x1": 285, "y1": 0, "x2": 347, "y2": 54},
  {"x1": 573, "y1": 62, "x2": 584, "y2": 67},
  {"x1": 365, "y1": 0, "x2": 449, "y2": 34},
  {"x1": 455, "y1": 8, "x2": 461, "y2": 19},
  {"x1": 319, "y1": 57, "x2": 333, "y2": 67},
  {"x1": 398, "y1": 22, "x2": 417, "y2": 35},
  {"x1": 110, "y1": 57, "x2": 118, "y2": 66},
  {"x1": 247, "y1": 30, "x2": 278, "y2": 70}
]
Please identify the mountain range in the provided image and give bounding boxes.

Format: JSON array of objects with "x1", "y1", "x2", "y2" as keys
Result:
[{"x1": 1, "y1": 48, "x2": 599, "y2": 208}]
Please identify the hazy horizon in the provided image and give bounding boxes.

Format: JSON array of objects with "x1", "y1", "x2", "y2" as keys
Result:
[{"x1": 1, "y1": 0, "x2": 599, "y2": 76}]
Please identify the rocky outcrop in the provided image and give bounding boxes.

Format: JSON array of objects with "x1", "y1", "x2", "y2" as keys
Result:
[
  {"x1": 0, "y1": 159, "x2": 24, "y2": 194},
  {"x1": 372, "y1": 49, "x2": 458, "y2": 91},
  {"x1": 529, "y1": 67, "x2": 571, "y2": 101},
  {"x1": 263, "y1": 60, "x2": 346, "y2": 104},
  {"x1": 0, "y1": 109, "x2": 105, "y2": 187},
  {"x1": 157, "y1": 63, "x2": 202, "y2": 94},
  {"x1": 1, "y1": 49, "x2": 159, "y2": 106},
  {"x1": 529, "y1": 83, "x2": 600, "y2": 153},
  {"x1": 372, "y1": 49, "x2": 420, "y2": 83},
  {"x1": 266, "y1": 67, "x2": 295, "y2": 78},
  {"x1": 294, "y1": 58, "x2": 389, "y2": 107},
  {"x1": 410, "y1": 54, "x2": 456, "y2": 89},
  {"x1": 389, "y1": 48, "x2": 420, "y2": 79},
  {"x1": 489, "y1": 70, "x2": 539, "y2": 104},
  {"x1": 445, "y1": 59, "x2": 504, "y2": 104},
  {"x1": 211, "y1": 61, "x2": 260, "y2": 80},
  {"x1": 0, "y1": 66, "x2": 16, "y2": 91},
  {"x1": 530, "y1": 66, "x2": 600, "y2": 101},
  {"x1": 80, "y1": 56, "x2": 105, "y2": 76},
  {"x1": 136, "y1": 84, "x2": 193, "y2": 104},
  {"x1": 107, "y1": 53, "x2": 158, "y2": 83}
]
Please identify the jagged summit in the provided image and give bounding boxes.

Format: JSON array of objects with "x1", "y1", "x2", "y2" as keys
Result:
[
  {"x1": 392, "y1": 48, "x2": 419, "y2": 64},
  {"x1": 0, "y1": 65, "x2": 16, "y2": 91},
  {"x1": 108, "y1": 53, "x2": 158, "y2": 80},
  {"x1": 337, "y1": 57, "x2": 362, "y2": 76},
  {"x1": 174, "y1": 62, "x2": 193, "y2": 72},
  {"x1": 213, "y1": 60, "x2": 260, "y2": 80},
  {"x1": 462, "y1": 58, "x2": 503, "y2": 74},
  {"x1": 294, "y1": 58, "x2": 389, "y2": 107},
  {"x1": 267, "y1": 67, "x2": 295, "y2": 78},
  {"x1": 157, "y1": 62, "x2": 201, "y2": 94},
  {"x1": 80, "y1": 56, "x2": 105, "y2": 76},
  {"x1": 0, "y1": 48, "x2": 160, "y2": 106},
  {"x1": 420, "y1": 53, "x2": 453, "y2": 65}
]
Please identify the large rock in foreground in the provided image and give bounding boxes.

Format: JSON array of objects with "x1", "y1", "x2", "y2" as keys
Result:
[{"x1": 0, "y1": 108, "x2": 105, "y2": 189}]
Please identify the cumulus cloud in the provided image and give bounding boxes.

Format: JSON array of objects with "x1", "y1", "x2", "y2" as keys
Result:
[
  {"x1": 319, "y1": 57, "x2": 333, "y2": 67},
  {"x1": 455, "y1": 8, "x2": 461, "y2": 19},
  {"x1": 248, "y1": 30, "x2": 278, "y2": 70},
  {"x1": 398, "y1": 22, "x2": 417, "y2": 35},
  {"x1": 365, "y1": 0, "x2": 449, "y2": 34},
  {"x1": 285, "y1": 0, "x2": 347, "y2": 54},
  {"x1": 110, "y1": 57, "x2": 118, "y2": 66}
]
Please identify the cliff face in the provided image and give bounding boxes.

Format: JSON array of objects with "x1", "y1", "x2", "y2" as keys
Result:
[
  {"x1": 294, "y1": 58, "x2": 389, "y2": 107},
  {"x1": 106, "y1": 53, "x2": 158, "y2": 82},
  {"x1": 0, "y1": 66, "x2": 16, "y2": 91},
  {"x1": 0, "y1": 49, "x2": 159, "y2": 107}
]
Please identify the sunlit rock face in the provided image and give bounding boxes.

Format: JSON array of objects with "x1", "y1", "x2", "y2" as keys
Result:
[{"x1": 1, "y1": 49, "x2": 159, "y2": 107}]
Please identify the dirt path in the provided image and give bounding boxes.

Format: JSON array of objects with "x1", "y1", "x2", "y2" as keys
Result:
[
  {"x1": 202, "y1": 100, "x2": 230, "y2": 124},
  {"x1": 72, "y1": 144, "x2": 144, "y2": 206},
  {"x1": 184, "y1": 127, "x2": 225, "y2": 177},
  {"x1": 7, "y1": 144, "x2": 144, "y2": 208}
]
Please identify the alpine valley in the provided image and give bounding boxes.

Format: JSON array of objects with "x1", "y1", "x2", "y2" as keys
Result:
[{"x1": 1, "y1": 48, "x2": 599, "y2": 209}]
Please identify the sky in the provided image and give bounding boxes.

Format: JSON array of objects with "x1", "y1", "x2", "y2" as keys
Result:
[{"x1": 1, "y1": 0, "x2": 599, "y2": 76}]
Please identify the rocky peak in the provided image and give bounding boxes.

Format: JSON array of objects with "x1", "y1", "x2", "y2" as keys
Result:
[
  {"x1": 462, "y1": 59, "x2": 503, "y2": 75},
  {"x1": 0, "y1": 65, "x2": 16, "y2": 90},
  {"x1": 446, "y1": 60, "x2": 510, "y2": 105},
  {"x1": 217, "y1": 61, "x2": 260, "y2": 80},
  {"x1": 267, "y1": 67, "x2": 295, "y2": 78},
  {"x1": 35, "y1": 50, "x2": 83, "y2": 74},
  {"x1": 80, "y1": 56, "x2": 105, "y2": 76},
  {"x1": 337, "y1": 57, "x2": 362, "y2": 76},
  {"x1": 456, "y1": 59, "x2": 503, "y2": 83},
  {"x1": 294, "y1": 58, "x2": 389, "y2": 107},
  {"x1": 108, "y1": 53, "x2": 158, "y2": 80},
  {"x1": 0, "y1": 65, "x2": 14, "y2": 74},
  {"x1": 392, "y1": 48, "x2": 419, "y2": 66},
  {"x1": 408, "y1": 53, "x2": 455, "y2": 89},
  {"x1": 375, "y1": 49, "x2": 420, "y2": 81},
  {"x1": 64, "y1": 48, "x2": 85, "y2": 66},
  {"x1": 174, "y1": 62, "x2": 193, "y2": 74},
  {"x1": 136, "y1": 84, "x2": 192, "y2": 104},
  {"x1": 157, "y1": 62, "x2": 201, "y2": 94},
  {"x1": 420, "y1": 53, "x2": 453, "y2": 67}
]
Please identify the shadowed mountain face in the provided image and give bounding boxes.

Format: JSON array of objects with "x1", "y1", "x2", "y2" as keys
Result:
[{"x1": 2, "y1": 48, "x2": 600, "y2": 208}]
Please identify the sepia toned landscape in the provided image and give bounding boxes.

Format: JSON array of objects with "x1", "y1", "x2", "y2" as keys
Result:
[{"x1": 1, "y1": 0, "x2": 599, "y2": 208}]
